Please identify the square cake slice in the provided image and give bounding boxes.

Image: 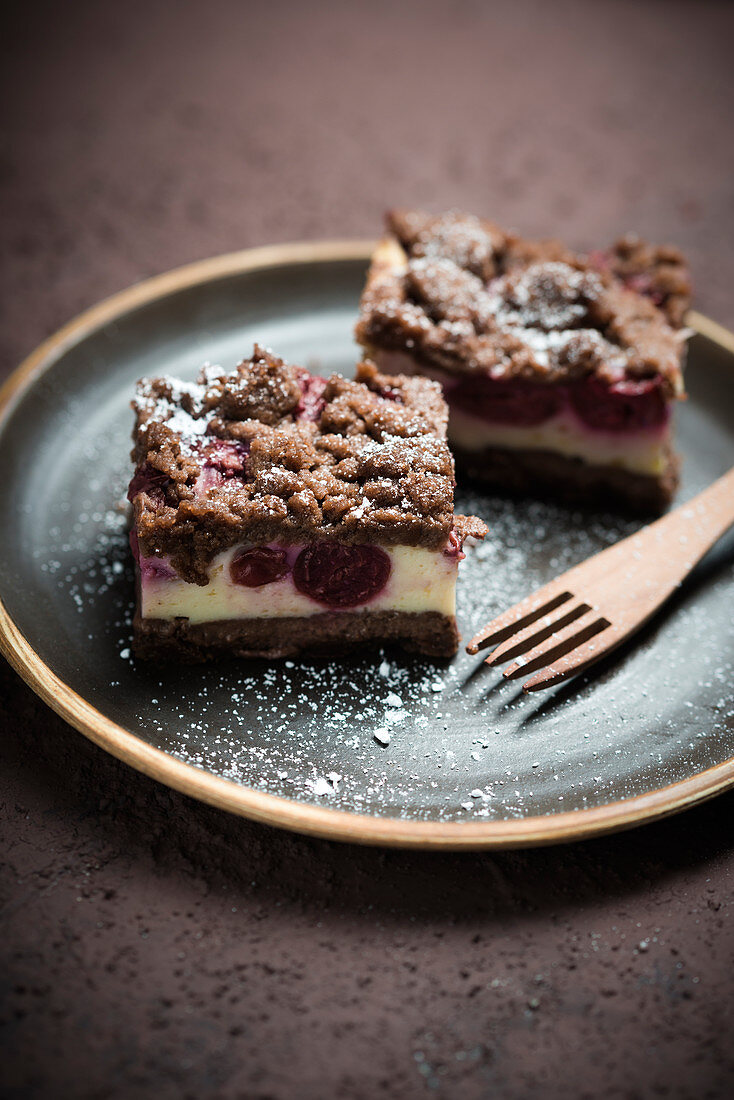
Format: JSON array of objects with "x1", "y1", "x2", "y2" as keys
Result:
[
  {"x1": 356, "y1": 209, "x2": 692, "y2": 512},
  {"x1": 128, "y1": 346, "x2": 487, "y2": 660}
]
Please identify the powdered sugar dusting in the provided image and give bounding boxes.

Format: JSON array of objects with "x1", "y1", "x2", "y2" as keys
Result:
[
  {"x1": 136, "y1": 376, "x2": 211, "y2": 445},
  {"x1": 8, "y1": 295, "x2": 732, "y2": 828},
  {"x1": 22, "y1": 402, "x2": 734, "y2": 827}
]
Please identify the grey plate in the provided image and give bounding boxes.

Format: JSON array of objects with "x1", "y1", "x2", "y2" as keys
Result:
[{"x1": 1, "y1": 243, "x2": 733, "y2": 848}]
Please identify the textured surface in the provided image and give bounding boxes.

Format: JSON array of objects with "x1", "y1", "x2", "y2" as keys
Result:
[
  {"x1": 2, "y1": 1, "x2": 734, "y2": 1097},
  {"x1": 131, "y1": 351, "x2": 461, "y2": 576},
  {"x1": 357, "y1": 210, "x2": 688, "y2": 388}
]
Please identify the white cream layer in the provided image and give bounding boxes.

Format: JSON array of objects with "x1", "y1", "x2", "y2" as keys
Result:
[
  {"x1": 447, "y1": 408, "x2": 670, "y2": 476},
  {"x1": 371, "y1": 349, "x2": 671, "y2": 477},
  {"x1": 141, "y1": 544, "x2": 458, "y2": 622}
]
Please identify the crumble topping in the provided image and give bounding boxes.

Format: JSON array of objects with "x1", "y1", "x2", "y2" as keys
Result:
[
  {"x1": 590, "y1": 234, "x2": 692, "y2": 328},
  {"x1": 130, "y1": 346, "x2": 486, "y2": 583},
  {"x1": 356, "y1": 209, "x2": 690, "y2": 396},
  {"x1": 390, "y1": 208, "x2": 505, "y2": 281}
]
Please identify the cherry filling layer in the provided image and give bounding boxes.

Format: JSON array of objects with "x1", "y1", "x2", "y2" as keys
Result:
[
  {"x1": 443, "y1": 529, "x2": 465, "y2": 562},
  {"x1": 293, "y1": 544, "x2": 392, "y2": 607},
  {"x1": 127, "y1": 463, "x2": 171, "y2": 507},
  {"x1": 449, "y1": 378, "x2": 563, "y2": 427},
  {"x1": 200, "y1": 439, "x2": 250, "y2": 476},
  {"x1": 136, "y1": 533, "x2": 465, "y2": 622},
  {"x1": 295, "y1": 371, "x2": 328, "y2": 422},
  {"x1": 229, "y1": 542, "x2": 392, "y2": 607},
  {"x1": 569, "y1": 376, "x2": 668, "y2": 431},
  {"x1": 447, "y1": 373, "x2": 668, "y2": 434},
  {"x1": 129, "y1": 529, "x2": 177, "y2": 581},
  {"x1": 195, "y1": 439, "x2": 250, "y2": 493},
  {"x1": 230, "y1": 546, "x2": 290, "y2": 587}
]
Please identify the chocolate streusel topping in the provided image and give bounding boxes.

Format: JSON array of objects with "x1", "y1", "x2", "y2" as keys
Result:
[
  {"x1": 356, "y1": 209, "x2": 690, "y2": 396},
  {"x1": 130, "y1": 347, "x2": 486, "y2": 583},
  {"x1": 590, "y1": 234, "x2": 692, "y2": 328}
]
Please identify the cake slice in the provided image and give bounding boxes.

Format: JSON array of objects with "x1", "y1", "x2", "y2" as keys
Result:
[
  {"x1": 356, "y1": 209, "x2": 692, "y2": 512},
  {"x1": 128, "y1": 346, "x2": 486, "y2": 660}
]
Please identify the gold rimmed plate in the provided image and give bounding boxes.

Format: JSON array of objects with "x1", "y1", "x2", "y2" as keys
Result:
[{"x1": 1, "y1": 242, "x2": 733, "y2": 848}]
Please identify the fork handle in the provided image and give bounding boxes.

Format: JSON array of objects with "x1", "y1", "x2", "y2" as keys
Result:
[
  {"x1": 652, "y1": 465, "x2": 734, "y2": 568},
  {"x1": 554, "y1": 465, "x2": 734, "y2": 627}
]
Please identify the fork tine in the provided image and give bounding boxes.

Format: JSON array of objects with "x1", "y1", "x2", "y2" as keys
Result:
[
  {"x1": 485, "y1": 602, "x2": 591, "y2": 666},
  {"x1": 502, "y1": 614, "x2": 611, "y2": 681},
  {"x1": 465, "y1": 589, "x2": 573, "y2": 654},
  {"x1": 521, "y1": 628, "x2": 620, "y2": 692}
]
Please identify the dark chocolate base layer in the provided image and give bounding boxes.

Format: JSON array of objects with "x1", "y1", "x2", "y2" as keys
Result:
[
  {"x1": 133, "y1": 609, "x2": 460, "y2": 662},
  {"x1": 451, "y1": 443, "x2": 680, "y2": 514}
]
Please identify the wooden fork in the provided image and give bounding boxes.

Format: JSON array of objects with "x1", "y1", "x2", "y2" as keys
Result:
[{"x1": 466, "y1": 467, "x2": 734, "y2": 692}]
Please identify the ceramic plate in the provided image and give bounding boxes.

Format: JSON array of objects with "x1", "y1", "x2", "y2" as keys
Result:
[{"x1": 1, "y1": 242, "x2": 733, "y2": 848}]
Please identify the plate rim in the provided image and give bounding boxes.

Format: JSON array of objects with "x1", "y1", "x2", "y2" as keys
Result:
[{"x1": 1, "y1": 239, "x2": 733, "y2": 850}]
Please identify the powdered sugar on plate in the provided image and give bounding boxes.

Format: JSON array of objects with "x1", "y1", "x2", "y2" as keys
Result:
[
  {"x1": 24, "y1": 408, "x2": 734, "y2": 827},
  {"x1": 7, "y1": 305, "x2": 733, "y2": 829}
]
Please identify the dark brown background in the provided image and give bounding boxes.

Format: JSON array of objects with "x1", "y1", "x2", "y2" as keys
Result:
[{"x1": 2, "y1": 1, "x2": 733, "y2": 1097}]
